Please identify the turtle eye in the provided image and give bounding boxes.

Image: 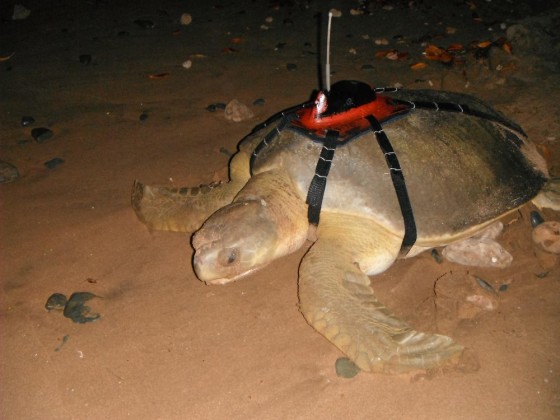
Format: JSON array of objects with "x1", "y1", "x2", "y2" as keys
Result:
[{"x1": 218, "y1": 248, "x2": 238, "y2": 266}]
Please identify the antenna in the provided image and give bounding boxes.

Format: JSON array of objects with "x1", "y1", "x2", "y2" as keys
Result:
[
  {"x1": 325, "y1": 11, "x2": 333, "y2": 92},
  {"x1": 325, "y1": 10, "x2": 341, "y2": 92}
]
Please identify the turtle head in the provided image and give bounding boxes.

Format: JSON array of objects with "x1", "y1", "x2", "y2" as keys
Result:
[{"x1": 192, "y1": 199, "x2": 281, "y2": 284}]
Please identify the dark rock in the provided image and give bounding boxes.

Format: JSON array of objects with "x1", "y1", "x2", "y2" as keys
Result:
[
  {"x1": 79, "y1": 54, "x2": 92, "y2": 64},
  {"x1": 54, "y1": 335, "x2": 69, "y2": 352},
  {"x1": 21, "y1": 116, "x2": 35, "y2": 127},
  {"x1": 134, "y1": 19, "x2": 155, "y2": 29},
  {"x1": 335, "y1": 357, "x2": 360, "y2": 378},
  {"x1": 206, "y1": 103, "x2": 226, "y2": 112},
  {"x1": 431, "y1": 248, "x2": 443, "y2": 263},
  {"x1": 45, "y1": 293, "x2": 68, "y2": 311},
  {"x1": 63, "y1": 292, "x2": 100, "y2": 324},
  {"x1": 530, "y1": 210, "x2": 544, "y2": 228},
  {"x1": 31, "y1": 127, "x2": 54, "y2": 143},
  {"x1": 286, "y1": 63, "x2": 297, "y2": 71},
  {"x1": 475, "y1": 276, "x2": 496, "y2": 294},
  {"x1": 44, "y1": 157, "x2": 65, "y2": 169}
]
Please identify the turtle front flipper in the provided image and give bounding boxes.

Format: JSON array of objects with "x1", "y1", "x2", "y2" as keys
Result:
[
  {"x1": 299, "y1": 213, "x2": 464, "y2": 374},
  {"x1": 132, "y1": 151, "x2": 251, "y2": 232}
]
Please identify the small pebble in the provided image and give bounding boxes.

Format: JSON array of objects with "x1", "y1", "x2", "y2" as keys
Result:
[
  {"x1": 79, "y1": 54, "x2": 92, "y2": 64},
  {"x1": 12, "y1": 4, "x2": 31, "y2": 20},
  {"x1": 431, "y1": 249, "x2": 443, "y2": 263},
  {"x1": 180, "y1": 13, "x2": 192, "y2": 25},
  {"x1": 475, "y1": 276, "x2": 496, "y2": 294},
  {"x1": 530, "y1": 211, "x2": 544, "y2": 228},
  {"x1": 134, "y1": 19, "x2": 155, "y2": 29},
  {"x1": 44, "y1": 157, "x2": 65, "y2": 169},
  {"x1": 182, "y1": 59, "x2": 192, "y2": 69},
  {"x1": 286, "y1": 63, "x2": 297, "y2": 71},
  {"x1": 252, "y1": 98, "x2": 265, "y2": 106},
  {"x1": 0, "y1": 161, "x2": 20, "y2": 183},
  {"x1": 335, "y1": 357, "x2": 360, "y2": 378},
  {"x1": 224, "y1": 99, "x2": 254, "y2": 122},
  {"x1": 45, "y1": 293, "x2": 68, "y2": 311},
  {"x1": 54, "y1": 335, "x2": 69, "y2": 352},
  {"x1": 498, "y1": 284, "x2": 508, "y2": 292},
  {"x1": 139, "y1": 112, "x2": 149, "y2": 122},
  {"x1": 21, "y1": 116, "x2": 35, "y2": 127},
  {"x1": 31, "y1": 127, "x2": 54, "y2": 143},
  {"x1": 206, "y1": 103, "x2": 226, "y2": 112}
]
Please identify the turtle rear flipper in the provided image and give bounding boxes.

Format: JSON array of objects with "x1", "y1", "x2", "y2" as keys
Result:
[
  {"x1": 299, "y1": 213, "x2": 464, "y2": 373},
  {"x1": 132, "y1": 151, "x2": 251, "y2": 232},
  {"x1": 132, "y1": 180, "x2": 241, "y2": 232},
  {"x1": 532, "y1": 177, "x2": 560, "y2": 211}
]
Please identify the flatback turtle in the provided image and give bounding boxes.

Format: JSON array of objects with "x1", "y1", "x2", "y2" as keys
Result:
[{"x1": 132, "y1": 80, "x2": 560, "y2": 373}]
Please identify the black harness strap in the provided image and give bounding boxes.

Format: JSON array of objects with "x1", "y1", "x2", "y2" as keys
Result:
[
  {"x1": 250, "y1": 101, "x2": 311, "y2": 134},
  {"x1": 306, "y1": 130, "x2": 339, "y2": 225},
  {"x1": 395, "y1": 99, "x2": 525, "y2": 136},
  {"x1": 250, "y1": 114, "x2": 295, "y2": 174},
  {"x1": 366, "y1": 115, "x2": 417, "y2": 256}
]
